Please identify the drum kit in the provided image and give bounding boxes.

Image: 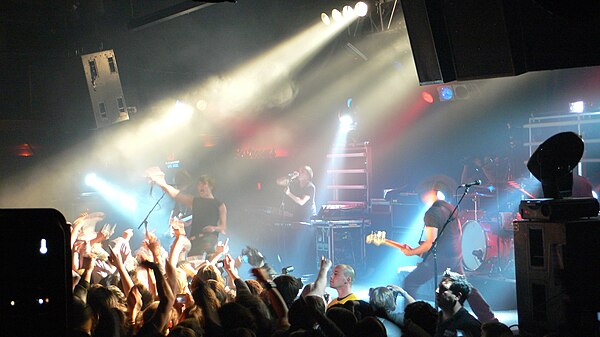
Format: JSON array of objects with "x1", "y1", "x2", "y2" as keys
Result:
[{"x1": 459, "y1": 186, "x2": 519, "y2": 277}]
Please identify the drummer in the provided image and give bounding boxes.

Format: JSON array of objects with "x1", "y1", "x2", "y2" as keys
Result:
[
  {"x1": 461, "y1": 155, "x2": 515, "y2": 220},
  {"x1": 460, "y1": 155, "x2": 505, "y2": 188}
]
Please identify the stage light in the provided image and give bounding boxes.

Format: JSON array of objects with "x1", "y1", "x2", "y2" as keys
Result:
[
  {"x1": 170, "y1": 100, "x2": 194, "y2": 122},
  {"x1": 85, "y1": 173, "x2": 99, "y2": 186},
  {"x1": 421, "y1": 91, "x2": 434, "y2": 104},
  {"x1": 338, "y1": 98, "x2": 357, "y2": 131},
  {"x1": 321, "y1": 12, "x2": 331, "y2": 25},
  {"x1": 331, "y1": 9, "x2": 343, "y2": 22},
  {"x1": 453, "y1": 84, "x2": 470, "y2": 99},
  {"x1": 569, "y1": 100, "x2": 585, "y2": 113},
  {"x1": 438, "y1": 86, "x2": 454, "y2": 101},
  {"x1": 354, "y1": 2, "x2": 368, "y2": 17},
  {"x1": 339, "y1": 113, "x2": 355, "y2": 126},
  {"x1": 342, "y1": 5, "x2": 354, "y2": 17},
  {"x1": 436, "y1": 190, "x2": 446, "y2": 200}
]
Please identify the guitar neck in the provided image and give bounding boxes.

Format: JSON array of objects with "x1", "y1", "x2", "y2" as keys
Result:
[{"x1": 381, "y1": 239, "x2": 405, "y2": 250}]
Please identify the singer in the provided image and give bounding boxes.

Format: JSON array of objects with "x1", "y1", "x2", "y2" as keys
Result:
[
  {"x1": 276, "y1": 165, "x2": 317, "y2": 222},
  {"x1": 146, "y1": 167, "x2": 227, "y2": 258}
]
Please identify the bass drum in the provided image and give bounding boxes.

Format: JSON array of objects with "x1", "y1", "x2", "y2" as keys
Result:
[{"x1": 461, "y1": 220, "x2": 498, "y2": 271}]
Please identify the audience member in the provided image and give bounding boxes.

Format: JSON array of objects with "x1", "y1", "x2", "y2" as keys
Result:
[{"x1": 435, "y1": 269, "x2": 482, "y2": 337}]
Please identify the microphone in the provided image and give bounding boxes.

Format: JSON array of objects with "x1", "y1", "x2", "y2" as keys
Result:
[
  {"x1": 460, "y1": 179, "x2": 482, "y2": 187},
  {"x1": 288, "y1": 171, "x2": 299, "y2": 179}
]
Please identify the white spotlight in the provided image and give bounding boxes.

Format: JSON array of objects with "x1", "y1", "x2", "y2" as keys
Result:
[
  {"x1": 175, "y1": 101, "x2": 194, "y2": 117},
  {"x1": 342, "y1": 5, "x2": 355, "y2": 18},
  {"x1": 331, "y1": 9, "x2": 343, "y2": 22},
  {"x1": 436, "y1": 190, "x2": 446, "y2": 201},
  {"x1": 339, "y1": 113, "x2": 354, "y2": 127},
  {"x1": 354, "y1": 2, "x2": 368, "y2": 17},
  {"x1": 85, "y1": 173, "x2": 98, "y2": 186},
  {"x1": 569, "y1": 100, "x2": 585, "y2": 113},
  {"x1": 321, "y1": 12, "x2": 331, "y2": 26}
]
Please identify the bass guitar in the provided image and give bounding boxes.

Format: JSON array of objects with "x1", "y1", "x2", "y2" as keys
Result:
[{"x1": 365, "y1": 231, "x2": 410, "y2": 250}]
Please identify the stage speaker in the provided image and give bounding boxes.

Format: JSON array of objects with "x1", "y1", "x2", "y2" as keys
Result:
[
  {"x1": 80, "y1": 50, "x2": 130, "y2": 128},
  {"x1": 401, "y1": 0, "x2": 525, "y2": 84},
  {"x1": 514, "y1": 219, "x2": 600, "y2": 337},
  {"x1": 402, "y1": 0, "x2": 600, "y2": 83},
  {"x1": 1, "y1": 209, "x2": 71, "y2": 337},
  {"x1": 400, "y1": 0, "x2": 456, "y2": 84}
]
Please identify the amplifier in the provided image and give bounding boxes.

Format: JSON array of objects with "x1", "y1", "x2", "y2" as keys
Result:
[{"x1": 519, "y1": 197, "x2": 599, "y2": 220}]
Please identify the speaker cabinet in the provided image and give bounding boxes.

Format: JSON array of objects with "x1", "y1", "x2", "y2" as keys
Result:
[
  {"x1": 81, "y1": 50, "x2": 129, "y2": 128},
  {"x1": 514, "y1": 219, "x2": 600, "y2": 337},
  {"x1": 401, "y1": 0, "x2": 456, "y2": 84},
  {"x1": 401, "y1": 0, "x2": 600, "y2": 83}
]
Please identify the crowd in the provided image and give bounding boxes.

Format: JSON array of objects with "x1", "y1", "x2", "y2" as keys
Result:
[{"x1": 69, "y1": 212, "x2": 516, "y2": 337}]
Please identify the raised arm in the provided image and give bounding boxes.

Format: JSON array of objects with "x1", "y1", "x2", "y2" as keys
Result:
[
  {"x1": 208, "y1": 238, "x2": 229, "y2": 266},
  {"x1": 252, "y1": 267, "x2": 290, "y2": 329},
  {"x1": 305, "y1": 257, "x2": 332, "y2": 298},
  {"x1": 108, "y1": 245, "x2": 134, "y2": 298},
  {"x1": 222, "y1": 253, "x2": 241, "y2": 289},
  {"x1": 387, "y1": 284, "x2": 416, "y2": 306},
  {"x1": 139, "y1": 260, "x2": 175, "y2": 333},
  {"x1": 284, "y1": 186, "x2": 311, "y2": 206},
  {"x1": 146, "y1": 166, "x2": 194, "y2": 208}
]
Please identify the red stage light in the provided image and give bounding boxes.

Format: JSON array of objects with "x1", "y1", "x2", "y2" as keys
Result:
[
  {"x1": 16, "y1": 143, "x2": 34, "y2": 157},
  {"x1": 421, "y1": 91, "x2": 434, "y2": 104}
]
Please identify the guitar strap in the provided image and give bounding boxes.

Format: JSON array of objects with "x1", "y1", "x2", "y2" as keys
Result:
[{"x1": 418, "y1": 201, "x2": 457, "y2": 244}]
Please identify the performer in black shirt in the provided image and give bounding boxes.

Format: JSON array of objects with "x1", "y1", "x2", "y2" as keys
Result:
[
  {"x1": 399, "y1": 186, "x2": 495, "y2": 323},
  {"x1": 147, "y1": 167, "x2": 226, "y2": 257},
  {"x1": 276, "y1": 165, "x2": 317, "y2": 222}
]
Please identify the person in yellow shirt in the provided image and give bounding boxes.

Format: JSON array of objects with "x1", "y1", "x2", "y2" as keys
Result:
[{"x1": 327, "y1": 264, "x2": 359, "y2": 309}]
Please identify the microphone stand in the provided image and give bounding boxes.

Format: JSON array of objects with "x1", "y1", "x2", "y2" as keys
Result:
[
  {"x1": 421, "y1": 185, "x2": 471, "y2": 309},
  {"x1": 138, "y1": 191, "x2": 167, "y2": 231}
]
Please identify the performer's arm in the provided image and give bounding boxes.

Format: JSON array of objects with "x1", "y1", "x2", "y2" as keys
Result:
[
  {"x1": 285, "y1": 186, "x2": 311, "y2": 206},
  {"x1": 400, "y1": 226, "x2": 437, "y2": 257},
  {"x1": 147, "y1": 166, "x2": 194, "y2": 208}
]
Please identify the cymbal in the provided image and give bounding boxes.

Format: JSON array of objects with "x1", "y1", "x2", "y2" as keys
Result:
[{"x1": 466, "y1": 189, "x2": 495, "y2": 198}]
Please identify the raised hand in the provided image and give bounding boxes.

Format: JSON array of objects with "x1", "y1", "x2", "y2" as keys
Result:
[
  {"x1": 100, "y1": 224, "x2": 116, "y2": 240},
  {"x1": 251, "y1": 267, "x2": 271, "y2": 284},
  {"x1": 320, "y1": 256, "x2": 332, "y2": 271},
  {"x1": 127, "y1": 287, "x2": 142, "y2": 313},
  {"x1": 140, "y1": 259, "x2": 159, "y2": 271},
  {"x1": 214, "y1": 238, "x2": 230, "y2": 255},
  {"x1": 145, "y1": 166, "x2": 167, "y2": 185},
  {"x1": 107, "y1": 245, "x2": 122, "y2": 266}
]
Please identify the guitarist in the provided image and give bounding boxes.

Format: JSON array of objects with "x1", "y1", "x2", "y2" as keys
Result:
[
  {"x1": 148, "y1": 167, "x2": 227, "y2": 258},
  {"x1": 399, "y1": 186, "x2": 496, "y2": 324}
]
